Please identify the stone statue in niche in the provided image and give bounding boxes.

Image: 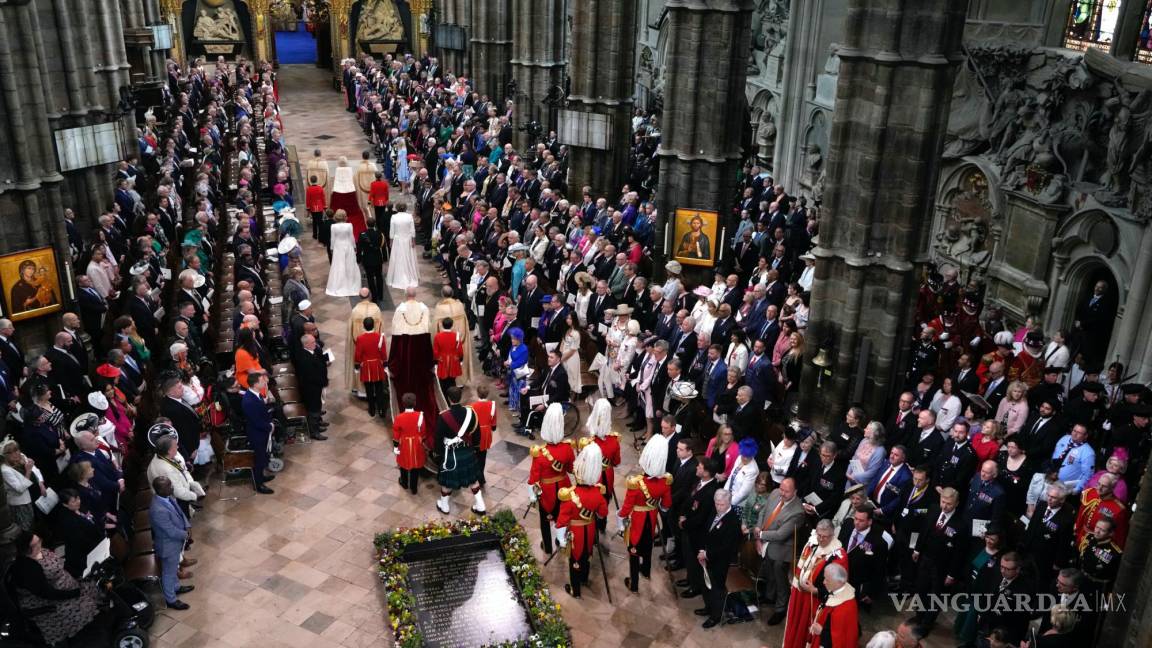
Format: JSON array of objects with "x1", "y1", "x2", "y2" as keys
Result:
[
  {"x1": 357, "y1": 0, "x2": 403, "y2": 41},
  {"x1": 934, "y1": 169, "x2": 995, "y2": 272},
  {"x1": 194, "y1": 7, "x2": 242, "y2": 41}
]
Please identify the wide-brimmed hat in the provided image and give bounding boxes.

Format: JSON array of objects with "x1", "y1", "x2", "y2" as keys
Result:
[
  {"x1": 277, "y1": 236, "x2": 298, "y2": 254},
  {"x1": 692, "y1": 286, "x2": 713, "y2": 298},
  {"x1": 574, "y1": 271, "x2": 593, "y2": 287},
  {"x1": 615, "y1": 304, "x2": 633, "y2": 316}
]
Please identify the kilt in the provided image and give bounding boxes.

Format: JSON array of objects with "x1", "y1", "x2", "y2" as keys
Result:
[{"x1": 437, "y1": 443, "x2": 480, "y2": 489}]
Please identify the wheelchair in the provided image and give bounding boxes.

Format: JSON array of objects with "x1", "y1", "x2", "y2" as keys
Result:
[{"x1": 0, "y1": 558, "x2": 154, "y2": 648}]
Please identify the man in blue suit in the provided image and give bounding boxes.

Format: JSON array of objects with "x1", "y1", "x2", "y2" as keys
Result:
[
  {"x1": 866, "y1": 446, "x2": 913, "y2": 521},
  {"x1": 71, "y1": 423, "x2": 124, "y2": 516},
  {"x1": 149, "y1": 476, "x2": 193, "y2": 610},
  {"x1": 743, "y1": 339, "x2": 778, "y2": 405},
  {"x1": 702, "y1": 345, "x2": 728, "y2": 410},
  {"x1": 741, "y1": 285, "x2": 769, "y2": 338},
  {"x1": 242, "y1": 371, "x2": 275, "y2": 494}
]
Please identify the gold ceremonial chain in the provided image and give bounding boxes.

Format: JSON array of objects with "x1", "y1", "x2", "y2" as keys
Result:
[{"x1": 400, "y1": 307, "x2": 426, "y2": 327}]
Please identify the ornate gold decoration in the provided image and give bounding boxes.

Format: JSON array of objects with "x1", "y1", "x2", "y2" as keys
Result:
[{"x1": 356, "y1": 0, "x2": 403, "y2": 42}]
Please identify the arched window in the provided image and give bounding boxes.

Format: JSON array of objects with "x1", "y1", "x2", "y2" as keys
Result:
[
  {"x1": 1063, "y1": 0, "x2": 1125, "y2": 53},
  {"x1": 1136, "y1": 1, "x2": 1152, "y2": 62}
]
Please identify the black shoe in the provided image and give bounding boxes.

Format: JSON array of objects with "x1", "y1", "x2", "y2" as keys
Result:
[
  {"x1": 167, "y1": 600, "x2": 190, "y2": 610},
  {"x1": 256, "y1": 485, "x2": 275, "y2": 494},
  {"x1": 680, "y1": 588, "x2": 701, "y2": 598},
  {"x1": 310, "y1": 433, "x2": 329, "y2": 440},
  {"x1": 767, "y1": 611, "x2": 786, "y2": 626},
  {"x1": 693, "y1": 608, "x2": 709, "y2": 616},
  {"x1": 176, "y1": 585, "x2": 195, "y2": 595},
  {"x1": 725, "y1": 616, "x2": 752, "y2": 625},
  {"x1": 263, "y1": 474, "x2": 276, "y2": 482},
  {"x1": 702, "y1": 619, "x2": 720, "y2": 629},
  {"x1": 675, "y1": 578, "x2": 690, "y2": 587}
]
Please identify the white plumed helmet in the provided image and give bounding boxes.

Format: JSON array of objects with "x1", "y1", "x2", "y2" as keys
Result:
[
  {"x1": 639, "y1": 434, "x2": 669, "y2": 478},
  {"x1": 574, "y1": 442, "x2": 604, "y2": 486},
  {"x1": 585, "y1": 398, "x2": 612, "y2": 439},
  {"x1": 540, "y1": 403, "x2": 566, "y2": 444},
  {"x1": 994, "y1": 331, "x2": 1014, "y2": 347}
]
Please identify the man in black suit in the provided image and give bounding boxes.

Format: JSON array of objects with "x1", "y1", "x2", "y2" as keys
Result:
[
  {"x1": 802, "y1": 441, "x2": 847, "y2": 520},
  {"x1": 695, "y1": 489, "x2": 744, "y2": 628},
  {"x1": 668, "y1": 317, "x2": 698, "y2": 368},
  {"x1": 951, "y1": 353, "x2": 980, "y2": 406},
  {"x1": 677, "y1": 458, "x2": 721, "y2": 600},
  {"x1": 0, "y1": 319, "x2": 25, "y2": 379},
  {"x1": 357, "y1": 217, "x2": 387, "y2": 303},
  {"x1": 76, "y1": 276, "x2": 109, "y2": 348},
  {"x1": 728, "y1": 386, "x2": 762, "y2": 441},
  {"x1": 652, "y1": 301, "x2": 678, "y2": 342},
  {"x1": 158, "y1": 374, "x2": 202, "y2": 459},
  {"x1": 732, "y1": 230, "x2": 759, "y2": 277},
  {"x1": 886, "y1": 392, "x2": 919, "y2": 450},
  {"x1": 980, "y1": 360, "x2": 1008, "y2": 412},
  {"x1": 893, "y1": 466, "x2": 936, "y2": 593},
  {"x1": 517, "y1": 350, "x2": 570, "y2": 435},
  {"x1": 584, "y1": 281, "x2": 618, "y2": 343},
  {"x1": 517, "y1": 276, "x2": 545, "y2": 337},
  {"x1": 837, "y1": 504, "x2": 892, "y2": 609},
  {"x1": 906, "y1": 409, "x2": 945, "y2": 468},
  {"x1": 932, "y1": 422, "x2": 979, "y2": 495},
  {"x1": 1020, "y1": 482, "x2": 1077, "y2": 580},
  {"x1": 128, "y1": 282, "x2": 160, "y2": 348},
  {"x1": 45, "y1": 332, "x2": 87, "y2": 403},
  {"x1": 61, "y1": 314, "x2": 90, "y2": 375},
  {"x1": 1075, "y1": 279, "x2": 1116, "y2": 364},
  {"x1": 909, "y1": 487, "x2": 967, "y2": 633},
  {"x1": 295, "y1": 334, "x2": 330, "y2": 441},
  {"x1": 663, "y1": 435, "x2": 696, "y2": 566},
  {"x1": 974, "y1": 552, "x2": 1036, "y2": 644},
  {"x1": 1018, "y1": 398, "x2": 1063, "y2": 461}
]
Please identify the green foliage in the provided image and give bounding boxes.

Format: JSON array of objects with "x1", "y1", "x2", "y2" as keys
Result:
[{"x1": 374, "y1": 509, "x2": 572, "y2": 647}]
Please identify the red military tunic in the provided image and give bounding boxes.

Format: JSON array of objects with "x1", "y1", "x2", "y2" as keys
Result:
[
  {"x1": 976, "y1": 350, "x2": 1013, "y2": 389},
  {"x1": 369, "y1": 179, "x2": 390, "y2": 207},
  {"x1": 306, "y1": 184, "x2": 326, "y2": 213},
  {"x1": 592, "y1": 434, "x2": 622, "y2": 495},
  {"x1": 393, "y1": 410, "x2": 426, "y2": 470},
  {"x1": 529, "y1": 441, "x2": 576, "y2": 515},
  {"x1": 1009, "y1": 350, "x2": 1043, "y2": 387},
  {"x1": 618, "y1": 474, "x2": 672, "y2": 546},
  {"x1": 468, "y1": 399, "x2": 497, "y2": 451},
  {"x1": 556, "y1": 484, "x2": 609, "y2": 560},
  {"x1": 354, "y1": 331, "x2": 388, "y2": 383},
  {"x1": 1075, "y1": 488, "x2": 1129, "y2": 549},
  {"x1": 433, "y1": 331, "x2": 464, "y2": 380}
]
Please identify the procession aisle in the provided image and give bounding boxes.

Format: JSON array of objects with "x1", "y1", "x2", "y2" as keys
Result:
[{"x1": 146, "y1": 65, "x2": 791, "y2": 648}]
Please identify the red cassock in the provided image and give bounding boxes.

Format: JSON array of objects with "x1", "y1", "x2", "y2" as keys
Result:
[
  {"x1": 468, "y1": 399, "x2": 497, "y2": 452},
  {"x1": 354, "y1": 331, "x2": 388, "y2": 383},
  {"x1": 618, "y1": 474, "x2": 672, "y2": 546},
  {"x1": 370, "y1": 180, "x2": 390, "y2": 207},
  {"x1": 529, "y1": 441, "x2": 576, "y2": 515},
  {"x1": 783, "y1": 543, "x2": 849, "y2": 648},
  {"x1": 556, "y1": 484, "x2": 609, "y2": 560},
  {"x1": 393, "y1": 410, "x2": 426, "y2": 470},
  {"x1": 808, "y1": 587, "x2": 860, "y2": 648},
  {"x1": 306, "y1": 185, "x2": 326, "y2": 213},
  {"x1": 433, "y1": 331, "x2": 464, "y2": 380},
  {"x1": 588, "y1": 434, "x2": 622, "y2": 495}
]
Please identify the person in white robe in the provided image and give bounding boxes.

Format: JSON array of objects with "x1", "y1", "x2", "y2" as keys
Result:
[
  {"x1": 387, "y1": 210, "x2": 421, "y2": 289},
  {"x1": 325, "y1": 210, "x2": 362, "y2": 297}
]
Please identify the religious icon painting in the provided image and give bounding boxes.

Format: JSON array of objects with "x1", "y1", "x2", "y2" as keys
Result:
[
  {"x1": 0, "y1": 247, "x2": 63, "y2": 322},
  {"x1": 672, "y1": 208, "x2": 719, "y2": 267}
]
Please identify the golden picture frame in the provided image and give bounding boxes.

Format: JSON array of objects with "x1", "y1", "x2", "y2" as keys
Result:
[
  {"x1": 0, "y1": 247, "x2": 63, "y2": 322},
  {"x1": 671, "y1": 208, "x2": 719, "y2": 267}
]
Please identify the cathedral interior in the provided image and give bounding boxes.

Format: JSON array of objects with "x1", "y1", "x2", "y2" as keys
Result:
[{"x1": 1, "y1": 0, "x2": 1152, "y2": 646}]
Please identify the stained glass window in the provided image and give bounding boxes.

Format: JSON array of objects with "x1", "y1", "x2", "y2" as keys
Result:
[
  {"x1": 1063, "y1": 0, "x2": 1124, "y2": 53},
  {"x1": 1137, "y1": 1, "x2": 1152, "y2": 63}
]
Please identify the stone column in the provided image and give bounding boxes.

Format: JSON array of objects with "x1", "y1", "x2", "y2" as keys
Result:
[
  {"x1": 774, "y1": 0, "x2": 822, "y2": 189},
  {"x1": 510, "y1": 0, "x2": 566, "y2": 150},
  {"x1": 653, "y1": 0, "x2": 754, "y2": 264},
  {"x1": 437, "y1": 0, "x2": 470, "y2": 75},
  {"x1": 469, "y1": 0, "x2": 511, "y2": 101},
  {"x1": 564, "y1": 0, "x2": 637, "y2": 199},
  {"x1": 797, "y1": 0, "x2": 968, "y2": 419}
]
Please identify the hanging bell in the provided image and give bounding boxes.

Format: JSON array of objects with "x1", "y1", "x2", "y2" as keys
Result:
[{"x1": 812, "y1": 348, "x2": 831, "y2": 368}]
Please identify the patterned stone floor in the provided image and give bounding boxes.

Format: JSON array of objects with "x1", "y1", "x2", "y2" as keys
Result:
[{"x1": 144, "y1": 65, "x2": 905, "y2": 648}]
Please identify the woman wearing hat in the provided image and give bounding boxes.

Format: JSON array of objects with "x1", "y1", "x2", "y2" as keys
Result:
[
  {"x1": 725, "y1": 438, "x2": 761, "y2": 510},
  {"x1": 602, "y1": 308, "x2": 636, "y2": 403},
  {"x1": 505, "y1": 328, "x2": 530, "y2": 419},
  {"x1": 661, "y1": 261, "x2": 683, "y2": 307}
]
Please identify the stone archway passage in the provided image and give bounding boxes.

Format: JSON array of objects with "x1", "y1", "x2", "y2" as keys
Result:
[{"x1": 1069, "y1": 263, "x2": 1120, "y2": 366}]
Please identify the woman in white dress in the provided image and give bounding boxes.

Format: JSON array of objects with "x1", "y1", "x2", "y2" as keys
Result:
[
  {"x1": 930, "y1": 377, "x2": 962, "y2": 432},
  {"x1": 612, "y1": 319, "x2": 641, "y2": 398},
  {"x1": 560, "y1": 311, "x2": 583, "y2": 395},
  {"x1": 325, "y1": 210, "x2": 362, "y2": 297},
  {"x1": 387, "y1": 210, "x2": 421, "y2": 289}
]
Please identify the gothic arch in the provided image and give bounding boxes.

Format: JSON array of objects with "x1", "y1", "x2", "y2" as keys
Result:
[{"x1": 1048, "y1": 208, "x2": 1129, "y2": 329}]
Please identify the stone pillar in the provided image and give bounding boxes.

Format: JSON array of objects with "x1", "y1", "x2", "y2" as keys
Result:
[
  {"x1": 510, "y1": 0, "x2": 565, "y2": 150},
  {"x1": 564, "y1": 0, "x2": 637, "y2": 199},
  {"x1": 437, "y1": 0, "x2": 470, "y2": 75},
  {"x1": 469, "y1": 0, "x2": 511, "y2": 101},
  {"x1": 159, "y1": 0, "x2": 186, "y2": 64},
  {"x1": 653, "y1": 0, "x2": 754, "y2": 264},
  {"x1": 797, "y1": 0, "x2": 968, "y2": 420},
  {"x1": 774, "y1": 0, "x2": 822, "y2": 189},
  {"x1": 331, "y1": 0, "x2": 353, "y2": 66}
]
